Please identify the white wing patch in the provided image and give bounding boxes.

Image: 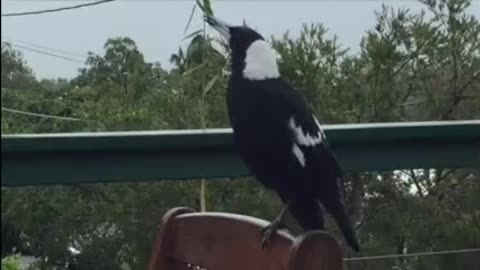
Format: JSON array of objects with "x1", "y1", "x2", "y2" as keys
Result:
[
  {"x1": 243, "y1": 40, "x2": 280, "y2": 80},
  {"x1": 289, "y1": 116, "x2": 325, "y2": 167},
  {"x1": 289, "y1": 117, "x2": 324, "y2": 146},
  {"x1": 292, "y1": 144, "x2": 306, "y2": 167}
]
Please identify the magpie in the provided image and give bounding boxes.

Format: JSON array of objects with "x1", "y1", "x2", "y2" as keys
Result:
[{"x1": 205, "y1": 15, "x2": 360, "y2": 252}]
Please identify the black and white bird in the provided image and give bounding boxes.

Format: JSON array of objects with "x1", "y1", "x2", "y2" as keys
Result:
[{"x1": 205, "y1": 15, "x2": 360, "y2": 252}]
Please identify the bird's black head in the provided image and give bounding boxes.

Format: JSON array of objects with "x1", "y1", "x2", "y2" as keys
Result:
[
  {"x1": 205, "y1": 15, "x2": 264, "y2": 55},
  {"x1": 205, "y1": 15, "x2": 280, "y2": 80}
]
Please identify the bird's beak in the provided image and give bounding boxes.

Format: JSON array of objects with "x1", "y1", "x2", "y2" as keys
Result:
[{"x1": 205, "y1": 15, "x2": 231, "y2": 40}]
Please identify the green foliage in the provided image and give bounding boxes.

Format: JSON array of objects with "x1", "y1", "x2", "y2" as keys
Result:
[
  {"x1": 196, "y1": 0, "x2": 214, "y2": 16},
  {"x1": 74, "y1": 37, "x2": 167, "y2": 107},
  {"x1": 1, "y1": 43, "x2": 38, "y2": 91},
  {"x1": 1, "y1": 0, "x2": 479, "y2": 269},
  {"x1": 1, "y1": 255, "x2": 21, "y2": 270}
]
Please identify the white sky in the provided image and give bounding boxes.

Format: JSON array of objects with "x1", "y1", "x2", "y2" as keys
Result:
[{"x1": 2, "y1": 0, "x2": 479, "y2": 79}]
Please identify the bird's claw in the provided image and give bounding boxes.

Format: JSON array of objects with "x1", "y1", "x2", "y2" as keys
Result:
[{"x1": 260, "y1": 219, "x2": 282, "y2": 249}]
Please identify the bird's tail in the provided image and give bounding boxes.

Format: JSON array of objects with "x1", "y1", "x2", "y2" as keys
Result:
[
  {"x1": 278, "y1": 190, "x2": 360, "y2": 252},
  {"x1": 287, "y1": 197, "x2": 325, "y2": 230},
  {"x1": 321, "y1": 197, "x2": 360, "y2": 252}
]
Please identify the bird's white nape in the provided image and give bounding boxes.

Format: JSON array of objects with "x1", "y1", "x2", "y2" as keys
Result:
[{"x1": 243, "y1": 40, "x2": 280, "y2": 80}]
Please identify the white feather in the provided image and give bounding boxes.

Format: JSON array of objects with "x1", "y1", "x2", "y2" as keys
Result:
[
  {"x1": 289, "y1": 117, "x2": 324, "y2": 147},
  {"x1": 243, "y1": 40, "x2": 280, "y2": 80},
  {"x1": 289, "y1": 116, "x2": 326, "y2": 167},
  {"x1": 292, "y1": 143, "x2": 306, "y2": 167}
]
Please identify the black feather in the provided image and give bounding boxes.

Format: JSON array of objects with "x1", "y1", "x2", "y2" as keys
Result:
[{"x1": 206, "y1": 16, "x2": 360, "y2": 252}]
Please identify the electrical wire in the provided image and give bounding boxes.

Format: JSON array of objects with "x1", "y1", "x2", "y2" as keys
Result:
[
  {"x1": 3, "y1": 42, "x2": 86, "y2": 64},
  {"x1": 1, "y1": 107, "x2": 83, "y2": 122},
  {"x1": 2, "y1": 37, "x2": 87, "y2": 58},
  {"x1": 2, "y1": 0, "x2": 116, "y2": 17},
  {"x1": 345, "y1": 248, "x2": 480, "y2": 262}
]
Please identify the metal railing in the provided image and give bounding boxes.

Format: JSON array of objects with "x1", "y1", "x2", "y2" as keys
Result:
[{"x1": 2, "y1": 120, "x2": 479, "y2": 186}]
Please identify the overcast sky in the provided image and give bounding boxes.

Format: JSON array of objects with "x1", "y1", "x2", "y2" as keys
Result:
[{"x1": 2, "y1": 0, "x2": 479, "y2": 79}]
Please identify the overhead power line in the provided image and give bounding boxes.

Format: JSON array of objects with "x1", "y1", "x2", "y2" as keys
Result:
[
  {"x1": 1, "y1": 107, "x2": 83, "y2": 122},
  {"x1": 3, "y1": 0, "x2": 478, "y2": 18},
  {"x1": 345, "y1": 248, "x2": 480, "y2": 262},
  {"x1": 4, "y1": 42, "x2": 86, "y2": 64},
  {"x1": 0, "y1": 0, "x2": 460, "y2": 1},
  {"x1": 2, "y1": 0, "x2": 116, "y2": 17},
  {"x1": 2, "y1": 37, "x2": 87, "y2": 58}
]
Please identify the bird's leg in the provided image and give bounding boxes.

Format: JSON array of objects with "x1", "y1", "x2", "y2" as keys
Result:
[{"x1": 260, "y1": 201, "x2": 291, "y2": 249}]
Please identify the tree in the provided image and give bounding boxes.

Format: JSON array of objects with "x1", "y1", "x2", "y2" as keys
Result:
[
  {"x1": 67, "y1": 37, "x2": 171, "y2": 131},
  {"x1": 1, "y1": 1, "x2": 479, "y2": 269},
  {"x1": 1, "y1": 43, "x2": 38, "y2": 91},
  {"x1": 74, "y1": 37, "x2": 166, "y2": 104}
]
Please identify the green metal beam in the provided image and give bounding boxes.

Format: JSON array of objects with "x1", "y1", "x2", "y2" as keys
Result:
[{"x1": 2, "y1": 121, "x2": 479, "y2": 187}]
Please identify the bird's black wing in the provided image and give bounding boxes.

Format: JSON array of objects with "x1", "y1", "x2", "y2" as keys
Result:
[
  {"x1": 276, "y1": 80, "x2": 359, "y2": 252},
  {"x1": 274, "y1": 80, "x2": 343, "y2": 183}
]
